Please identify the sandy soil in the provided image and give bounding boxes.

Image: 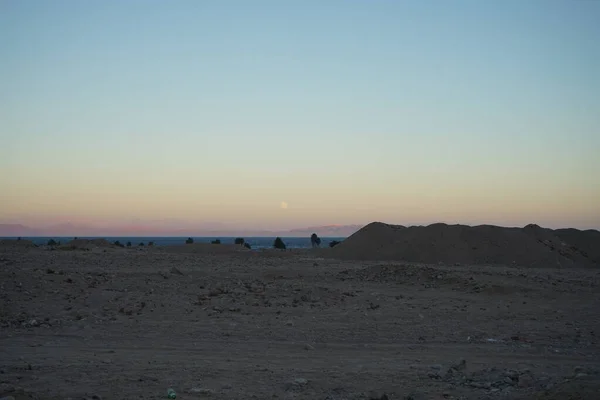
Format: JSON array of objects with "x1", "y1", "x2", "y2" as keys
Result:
[{"x1": 1, "y1": 245, "x2": 600, "y2": 400}]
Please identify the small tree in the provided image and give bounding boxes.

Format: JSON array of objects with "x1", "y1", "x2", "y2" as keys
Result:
[
  {"x1": 273, "y1": 237, "x2": 286, "y2": 250},
  {"x1": 211, "y1": 239, "x2": 221, "y2": 244},
  {"x1": 148, "y1": 241, "x2": 154, "y2": 246},
  {"x1": 47, "y1": 239, "x2": 57, "y2": 246},
  {"x1": 244, "y1": 242, "x2": 251, "y2": 249},
  {"x1": 310, "y1": 233, "x2": 321, "y2": 248},
  {"x1": 234, "y1": 237, "x2": 245, "y2": 245},
  {"x1": 139, "y1": 242, "x2": 144, "y2": 246},
  {"x1": 329, "y1": 240, "x2": 341, "y2": 248},
  {"x1": 113, "y1": 240, "x2": 124, "y2": 248},
  {"x1": 185, "y1": 237, "x2": 194, "y2": 244},
  {"x1": 126, "y1": 241, "x2": 132, "y2": 247}
]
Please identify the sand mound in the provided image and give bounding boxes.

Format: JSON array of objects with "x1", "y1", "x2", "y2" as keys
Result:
[
  {"x1": 0, "y1": 239, "x2": 38, "y2": 249},
  {"x1": 329, "y1": 222, "x2": 597, "y2": 267},
  {"x1": 59, "y1": 238, "x2": 114, "y2": 250},
  {"x1": 163, "y1": 243, "x2": 251, "y2": 254}
]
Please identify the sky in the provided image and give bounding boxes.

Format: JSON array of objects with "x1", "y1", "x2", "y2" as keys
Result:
[{"x1": 1, "y1": 0, "x2": 599, "y2": 231}]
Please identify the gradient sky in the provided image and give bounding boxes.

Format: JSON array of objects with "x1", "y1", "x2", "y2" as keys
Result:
[{"x1": 1, "y1": 0, "x2": 599, "y2": 230}]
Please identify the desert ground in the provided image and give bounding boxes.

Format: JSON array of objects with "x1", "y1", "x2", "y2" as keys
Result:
[{"x1": 1, "y1": 228, "x2": 600, "y2": 400}]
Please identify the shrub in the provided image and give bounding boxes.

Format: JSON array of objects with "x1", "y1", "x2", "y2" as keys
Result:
[
  {"x1": 310, "y1": 233, "x2": 322, "y2": 248},
  {"x1": 139, "y1": 242, "x2": 144, "y2": 246},
  {"x1": 273, "y1": 237, "x2": 286, "y2": 250},
  {"x1": 47, "y1": 239, "x2": 57, "y2": 246},
  {"x1": 244, "y1": 242, "x2": 251, "y2": 249},
  {"x1": 329, "y1": 240, "x2": 341, "y2": 248},
  {"x1": 126, "y1": 241, "x2": 132, "y2": 247},
  {"x1": 211, "y1": 239, "x2": 221, "y2": 244},
  {"x1": 148, "y1": 241, "x2": 154, "y2": 246},
  {"x1": 113, "y1": 240, "x2": 124, "y2": 248},
  {"x1": 234, "y1": 237, "x2": 245, "y2": 245},
  {"x1": 185, "y1": 237, "x2": 194, "y2": 244}
]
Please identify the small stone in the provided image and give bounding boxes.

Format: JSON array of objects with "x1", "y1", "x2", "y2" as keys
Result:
[
  {"x1": 29, "y1": 319, "x2": 39, "y2": 327},
  {"x1": 517, "y1": 374, "x2": 534, "y2": 388},
  {"x1": 427, "y1": 372, "x2": 441, "y2": 379},
  {"x1": 0, "y1": 396, "x2": 16, "y2": 400},
  {"x1": 304, "y1": 343, "x2": 315, "y2": 350},
  {"x1": 430, "y1": 364, "x2": 443, "y2": 371},
  {"x1": 170, "y1": 267, "x2": 184, "y2": 275},
  {"x1": 575, "y1": 373, "x2": 588, "y2": 378},
  {"x1": 294, "y1": 378, "x2": 308, "y2": 385},
  {"x1": 286, "y1": 320, "x2": 294, "y2": 326},
  {"x1": 449, "y1": 359, "x2": 466, "y2": 372}
]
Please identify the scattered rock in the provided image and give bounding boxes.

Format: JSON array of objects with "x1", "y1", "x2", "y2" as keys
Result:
[
  {"x1": 304, "y1": 343, "x2": 315, "y2": 350},
  {"x1": 285, "y1": 378, "x2": 309, "y2": 391},
  {"x1": 286, "y1": 320, "x2": 294, "y2": 326},
  {"x1": 0, "y1": 396, "x2": 16, "y2": 400},
  {"x1": 517, "y1": 373, "x2": 534, "y2": 388},
  {"x1": 428, "y1": 372, "x2": 441, "y2": 379},
  {"x1": 450, "y1": 359, "x2": 466, "y2": 371},
  {"x1": 368, "y1": 393, "x2": 389, "y2": 400},
  {"x1": 170, "y1": 267, "x2": 184, "y2": 276}
]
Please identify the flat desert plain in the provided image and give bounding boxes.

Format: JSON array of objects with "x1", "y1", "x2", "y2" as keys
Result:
[{"x1": 1, "y1": 241, "x2": 600, "y2": 400}]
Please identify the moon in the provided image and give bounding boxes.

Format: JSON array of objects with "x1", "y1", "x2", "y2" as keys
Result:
[{"x1": 280, "y1": 201, "x2": 288, "y2": 209}]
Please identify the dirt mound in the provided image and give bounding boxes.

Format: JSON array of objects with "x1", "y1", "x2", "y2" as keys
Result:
[
  {"x1": 163, "y1": 243, "x2": 251, "y2": 254},
  {"x1": 59, "y1": 238, "x2": 114, "y2": 250},
  {"x1": 0, "y1": 239, "x2": 37, "y2": 249},
  {"x1": 554, "y1": 228, "x2": 600, "y2": 264},
  {"x1": 329, "y1": 222, "x2": 596, "y2": 267}
]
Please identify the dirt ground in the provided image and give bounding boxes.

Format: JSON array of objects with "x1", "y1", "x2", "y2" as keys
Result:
[{"x1": 1, "y1": 245, "x2": 600, "y2": 400}]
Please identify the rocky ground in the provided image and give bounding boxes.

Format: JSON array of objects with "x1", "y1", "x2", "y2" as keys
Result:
[{"x1": 1, "y1": 245, "x2": 600, "y2": 399}]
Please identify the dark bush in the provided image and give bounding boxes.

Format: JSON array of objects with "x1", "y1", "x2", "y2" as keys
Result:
[
  {"x1": 329, "y1": 240, "x2": 341, "y2": 248},
  {"x1": 273, "y1": 237, "x2": 286, "y2": 250},
  {"x1": 47, "y1": 239, "x2": 58, "y2": 246},
  {"x1": 185, "y1": 237, "x2": 194, "y2": 244},
  {"x1": 126, "y1": 241, "x2": 132, "y2": 247},
  {"x1": 148, "y1": 241, "x2": 154, "y2": 246},
  {"x1": 211, "y1": 239, "x2": 221, "y2": 244},
  {"x1": 113, "y1": 240, "x2": 124, "y2": 248},
  {"x1": 234, "y1": 237, "x2": 245, "y2": 245},
  {"x1": 244, "y1": 242, "x2": 251, "y2": 249},
  {"x1": 310, "y1": 233, "x2": 322, "y2": 248},
  {"x1": 139, "y1": 242, "x2": 144, "y2": 246}
]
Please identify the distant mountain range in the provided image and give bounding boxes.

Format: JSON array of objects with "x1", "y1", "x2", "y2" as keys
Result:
[{"x1": 0, "y1": 223, "x2": 363, "y2": 238}]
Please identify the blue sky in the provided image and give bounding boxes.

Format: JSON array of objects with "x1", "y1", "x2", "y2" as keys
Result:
[{"x1": 1, "y1": 0, "x2": 599, "y2": 230}]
